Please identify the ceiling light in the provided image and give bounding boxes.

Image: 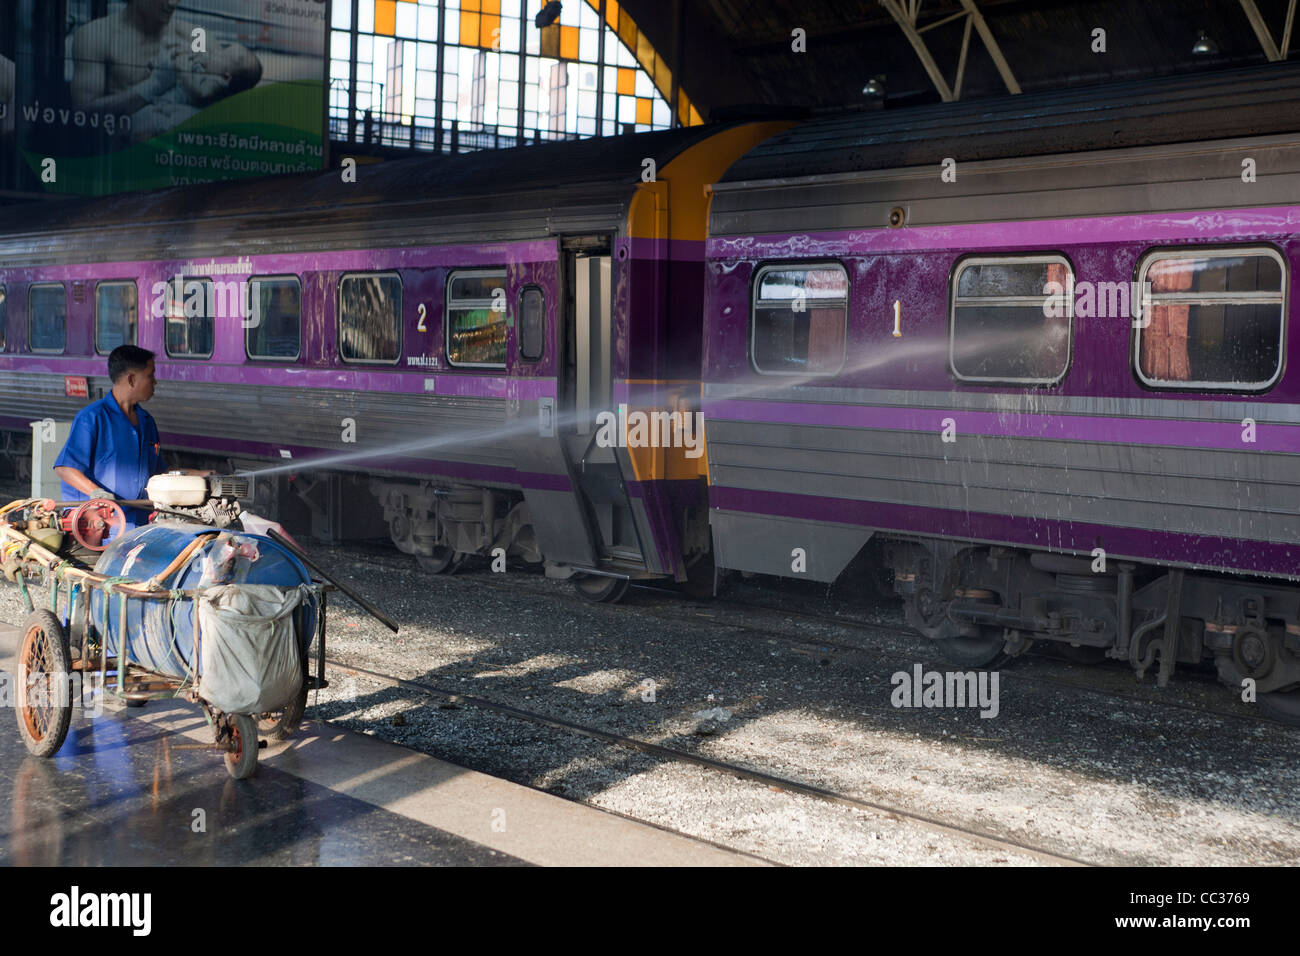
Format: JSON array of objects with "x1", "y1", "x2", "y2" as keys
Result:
[{"x1": 1192, "y1": 30, "x2": 1218, "y2": 55}]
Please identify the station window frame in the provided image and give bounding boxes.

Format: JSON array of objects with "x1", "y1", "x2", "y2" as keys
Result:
[
  {"x1": 0, "y1": 284, "x2": 7, "y2": 353},
  {"x1": 518, "y1": 284, "x2": 545, "y2": 363},
  {"x1": 337, "y1": 271, "x2": 403, "y2": 366},
  {"x1": 948, "y1": 253, "x2": 1075, "y2": 386},
  {"x1": 445, "y1": 268, "x2": 509, "y2": 370},
  {"x1": 27, "y1": 282, "x2": 68, "y2": 355},
  {"x1": 245, "y1": 274, "x2": 303, "y2": 362},
  {"x1": 1131, "y1": 245, "x2": 1287, "y2": 393},
  {"x1": 749, "y1": 261, "x2": 849, "y2": 377},
  {"x1": 93, "y1": 279, "x2": 139, "y2": 355},
  {"x1": 162, "y1": 276, "x2": 216, "y2": 360}
]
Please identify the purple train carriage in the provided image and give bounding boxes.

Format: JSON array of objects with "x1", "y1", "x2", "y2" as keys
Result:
[
  {"x1": 0, "y1": 122, "x2": 783, "y2": 602},
  {"x1": 5, "y1": 58, "x2": 1300, "y2": 720},
  {"x1": 702, "y1": 63, "x2": 1300, "y2": 719}
]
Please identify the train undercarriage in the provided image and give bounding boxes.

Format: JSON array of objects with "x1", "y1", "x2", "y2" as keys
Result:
[{"x1": 884, "y1": 538, "x2": 1300, "y2": 723}]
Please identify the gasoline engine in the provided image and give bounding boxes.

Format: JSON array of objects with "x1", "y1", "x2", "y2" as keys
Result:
[{"x1": 145, "y1": 473, "x2": 251, "y2": 528}]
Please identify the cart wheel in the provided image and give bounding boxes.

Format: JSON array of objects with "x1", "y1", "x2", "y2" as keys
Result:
[
  {"x1": 224, "y1": 714, "x2": 259, "y2": 780},
  {"x1": 258, "y1": 682, "x2": 308, "y2": 740},
  {"x1": 15, "y1": 610, "x2": 73, "y2": 758}
]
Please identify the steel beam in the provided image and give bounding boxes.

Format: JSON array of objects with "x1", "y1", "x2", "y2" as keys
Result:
[
  {"x1": 957, "y1": 0, "x2": 1020, "y2": 94},
  {"x1": 879, "y1": 0, "x2": 954, "y2": 101},
  {"x1": 953, "y1": 14, "x2": 973, "y2": 101},
  {"x1": 1240, "y1": 0, "x2": 1283, "y2": 60}
]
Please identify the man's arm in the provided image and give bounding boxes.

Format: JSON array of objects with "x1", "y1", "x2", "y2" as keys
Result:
[
  {"x1": 53, "y1": 466, "x2": 113, "y2": 499},
  {"x1": 71, "y1": 21, "x2": 177, "y2": 113}
]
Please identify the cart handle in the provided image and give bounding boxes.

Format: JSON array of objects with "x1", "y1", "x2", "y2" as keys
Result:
[{"x1": 266, "y1": 529, "x2": 399, "y2": 634}]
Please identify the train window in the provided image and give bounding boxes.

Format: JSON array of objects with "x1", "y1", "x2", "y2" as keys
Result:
[
  {"x1": 163, "y1": 277, "x2": 215, "y2": 359},
  {"x1": 28, "y1": 283, "x2": 67, "y2": 354},
  {"x1": 447, "y1": 270, "x2": 508, "y2": 368},
  {"x1": 94, "y1": 281, "x2": 138, "y2": 354},
  {"x1": 519, "y1": 286, "x2": 544, "y2": 362},
  {"x1": 1134, "y1": 248, "x2": 1286, "y2": 391},
  {"x1": 338, "y1": 273, "x2": 401, "y2": 363},
  {"x1": 0, "y1": 285, "x2": 6, "y2": 352},
  {"x1": 751, "y1": 264, "x2": 848, "y2": 375},
  {"x1": 950, "y1": 256, "x2": 1072, "y2": 384},
  {"x1": 246, "y1": 276, "x2": 301, "y2": 361}
]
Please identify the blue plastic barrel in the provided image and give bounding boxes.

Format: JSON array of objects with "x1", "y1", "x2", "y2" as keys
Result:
[{"x1": 84, "y1": 523, "x2": 317, "y2": 680}]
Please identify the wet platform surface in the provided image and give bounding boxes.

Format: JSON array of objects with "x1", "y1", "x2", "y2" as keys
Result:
[
  {"x1": 0, "y1": 704, "x2": 525, "y2": 866},
  {"x1": 0, "y1": 624, "x2": 756, "y2": 867}
]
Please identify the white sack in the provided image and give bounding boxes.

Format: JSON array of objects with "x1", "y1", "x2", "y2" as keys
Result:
[{"x1": 197, "y1": 584, "x2": 308, "y2": 715}]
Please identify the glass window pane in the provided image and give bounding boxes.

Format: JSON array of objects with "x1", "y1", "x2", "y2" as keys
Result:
[
  {"x1": 0, "y1": 286, "x2": 8, "y2": 352},
  {"x1": 1138, "y1": 251, "x2": 1285, "y2": 388},
  {"x1": 1140, "y1": 303, "x2": 1282, "y2": 386},
  {"x1": 450, "y1": 272, "x2": 506, "y2": 301},
  {"x1": 339, "y1": 274, "x2": 402, "y2": 362},
  {"x1": 751, "y1": 265, "x2": 847, "y2": 375},
  {"x1": 397, "y1": 1, "x2": 418, "y2": 37},
  {"x1": 956, "y1": 261, "x2": 1059, "y2": 299},
  {"x1": 757, "y1": 267, "x2": 847, "y2": 302},
  {"x1": 1148, "y1": 254, "x2": 1283, "y2": 294},
  {"x1": 164, "y1": 278, "x2": 214, "y2": 359},
  {"x1": 520, "y1": 286, "x2": 543, "y2": 361},
  {"x1": 950, "y1": 259, "x2": 1071, "y2": 383},
  {"x1": 247, "y1": 277, "x2": 302, "y2": 360},
  {"x1": 447, "y1": 270, "x2": 507, "y2": 366},
  {"x1": 95, "y1": 281, "x2": 137, "y2": 354},
  {"x1": 952, "y1": 306, "x2": 1069, "y2": 382},
  {"x1": 29, "y1": 284, "x2": 68, "y2": 353}
]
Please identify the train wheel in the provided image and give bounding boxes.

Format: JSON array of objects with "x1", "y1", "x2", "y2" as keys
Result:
[
  {"x1": 932, "y1": 629, "x2": 1010, "y2": 669},
  {"x1": 416, "y1": 546, "x2": 466, "y2": 575},
  {"x1": 259, "y1": 683, "x2": 309, "y2": 740},
  {"x1": 15, "y1": 611, "x2": 73, "y2": 758},
  {"x1": 224, "y1": 714, "x2": 259, "y2": 780},
  {"x1": 573, "y1": 574, "x2": 630, "y2": 604},
  {"x1": 1258, "y1": 687, "x2": 1300, "y2": 726},
  {"x1": 928, "y1": 607, "x2": 1010, "y2": 668}
]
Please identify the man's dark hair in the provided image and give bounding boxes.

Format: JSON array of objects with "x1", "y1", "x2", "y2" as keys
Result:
[{"x1": 108, "y1": 345, "x2": 155, "y2": 383}]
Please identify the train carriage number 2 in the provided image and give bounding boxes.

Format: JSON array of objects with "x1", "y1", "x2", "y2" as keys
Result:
[{"x1": 417, "y1": 303, "x2": 428, "y2": 332}]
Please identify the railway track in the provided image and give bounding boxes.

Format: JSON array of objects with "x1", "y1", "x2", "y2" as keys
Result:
[
  {"x1": 323, "y1": 655, "x2": 1098, "y2": 867},
  {"x1": 323, "y1": 542, "x2": 1294, "y2": 732}
]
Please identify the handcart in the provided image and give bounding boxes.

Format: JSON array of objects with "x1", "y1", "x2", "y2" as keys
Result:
[{"x1": 1, "y1": 476, "x2": 395, "y2": 779}]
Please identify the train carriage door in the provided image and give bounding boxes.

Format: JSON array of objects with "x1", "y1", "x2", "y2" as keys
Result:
[{"x1": 561, "y1": 239, "x2": 645, "y2": 564}]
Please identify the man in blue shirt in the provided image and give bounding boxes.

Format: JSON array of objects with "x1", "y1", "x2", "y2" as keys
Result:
[{"x1": 54, "y1": 344, "x2": 188, "y2": 530}]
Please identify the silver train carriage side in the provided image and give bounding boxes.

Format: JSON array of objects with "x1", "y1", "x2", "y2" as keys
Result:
[{"x1": 702, "y1": 62, "x2": 1300, "y2": 720}]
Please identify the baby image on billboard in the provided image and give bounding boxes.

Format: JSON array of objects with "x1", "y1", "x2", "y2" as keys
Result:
[{"x1": 17, "y1": 0, "x2": 328, "y2": 195}]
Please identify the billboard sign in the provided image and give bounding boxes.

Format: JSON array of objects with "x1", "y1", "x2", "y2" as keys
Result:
[{"x1": 11, "y1": 0, "x2": 328, "y2": 196}]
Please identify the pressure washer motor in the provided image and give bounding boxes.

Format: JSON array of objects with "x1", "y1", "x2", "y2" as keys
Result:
[{"x1": 146, "y1": 473, "x2": 251, "y2": 529}]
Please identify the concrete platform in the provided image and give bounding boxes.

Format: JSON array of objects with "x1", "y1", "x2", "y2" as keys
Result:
[{"x1": 0, "y1": 622, "x2": 758, "y2": 867}]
